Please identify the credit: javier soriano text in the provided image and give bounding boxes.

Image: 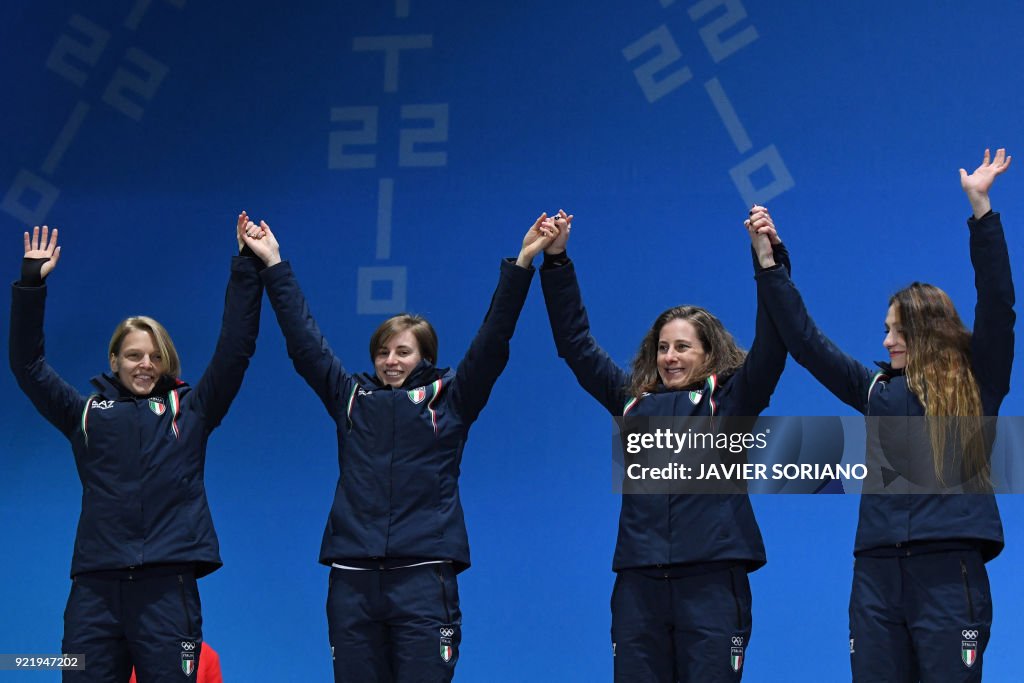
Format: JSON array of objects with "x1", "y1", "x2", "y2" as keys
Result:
[{"x1": 611, "y1": 416, "x2": 1024, "y2": 495}]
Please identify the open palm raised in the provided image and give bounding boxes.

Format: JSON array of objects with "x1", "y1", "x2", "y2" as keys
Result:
[{"x1": 23, "y1": 225, "x2": 61, "y2": 278}]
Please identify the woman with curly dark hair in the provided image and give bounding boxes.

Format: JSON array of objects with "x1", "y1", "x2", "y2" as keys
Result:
[{"x1": 540, "y1": 207, "x2": 790, "y2": 681}]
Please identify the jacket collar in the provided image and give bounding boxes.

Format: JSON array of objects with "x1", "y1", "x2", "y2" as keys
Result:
[
  {"x1": 356, "y1": 359, "x2": 448, "y2": 391},
  {"x1": 90, "y1": 373, "x2": 183, "y2": 400},
  {"x1": 649, "y1": 370, "x2": 734, "y2": 394},
  {"x1": 873, "y1": 361, "x2": 904, "y2": 377}
]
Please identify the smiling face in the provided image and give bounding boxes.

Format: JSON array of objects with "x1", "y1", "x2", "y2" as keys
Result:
[
  {"x1": 883, "y1": 304, "x2": 907, "y2": 369},
  {"x1": 374, "y1": 329, "x2": 423, "y2": 387},
  {"x1": 110, "y1": 329, "x2": 164, "y2": 395},
  {"x1": 656, "y1": 318, "x2": 708, "y2": 389}
]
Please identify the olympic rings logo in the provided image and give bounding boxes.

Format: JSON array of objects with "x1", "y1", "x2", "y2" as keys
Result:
[
  {"x1": 962, "y1": 630, "x2": 978, "y2": 640},
  {"x1": 440, "y1": 628, "x2": 455, "y2": 638},
  {"x1": 181, "y1": 642, "x2": 196, "y2": 651},
  {"x1": 731, "y1": 637, "x2": 744, "y2": 646}
]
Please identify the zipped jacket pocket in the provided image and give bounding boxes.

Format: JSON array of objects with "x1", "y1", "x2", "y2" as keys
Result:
[{"x1": 960, "y1": 559, "x2": 975, "y2": 623}]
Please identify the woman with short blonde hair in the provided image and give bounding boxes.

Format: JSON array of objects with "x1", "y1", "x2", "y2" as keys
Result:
[{"x1": 10, "y1": 214, "x2": 264, "y2": 681}]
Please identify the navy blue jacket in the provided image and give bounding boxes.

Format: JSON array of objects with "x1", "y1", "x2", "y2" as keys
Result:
[
  {"x1": 540, "y1": 246, "x2": 790, "y2": 572},
  {"x1": 757, "y1": 211, "x2": 1013, "y2": 561},
  {"x1": 9, "y1": 256, "x2": 264, "y2": 577},
  {"x1": 261, "y1": 259, "x2": 534, "y2": 572}
]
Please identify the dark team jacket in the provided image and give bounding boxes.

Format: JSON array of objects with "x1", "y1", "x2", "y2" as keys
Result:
[
  {"x1": 756, "y1": 211, "x2": 1013, "y2": 561},
  {"x1": 8, "y1": 256, "x2": 264, "y2": 578},
  {"x1": 540, "y1": 245, "x2": 790, "y2": 572},
  {"x1": 260, "y1": 259, "x2": 534, "y2": 573}
]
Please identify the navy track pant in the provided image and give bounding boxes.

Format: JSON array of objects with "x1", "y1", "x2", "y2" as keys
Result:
[
  {"x1": 850, "y1": 550, "x2": 992, "y2": 682},
  {"x1": 611, "y1": 563, "x2": 752, "y2": 682},
  {"x1": 62, "y1": 569, "x2": 203, "y2": 682},
  {"x1": 327, "y1": 563, "x2": 461, "y2": 683}
]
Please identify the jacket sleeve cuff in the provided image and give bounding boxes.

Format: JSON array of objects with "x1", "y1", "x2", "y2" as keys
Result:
[
  {"x1": 259, "y1": 260, "x2": 293, "y2": 288},
  {"x1": 502, "y1": 257, "x2": 536, "y2": 275},
  {"x1": 231, "y1": 254, "x2": 265, "y2": 274},
  {"x1": 541, "y1": 250, "x2": 571, "y2": 270},
  {"x1": 750, "y1": 242, "x2": 791, "y2": 275},
  {"x1": 967, "y1": 209, "x2": 998, "y2": 227},
  {"x1": 238, "y1": 246, "x2": 269, "y2": 271},
  {"x1": 19, "y1": 258, "x2": 48, "y2": 286},
  {"x1": 754, "y1": 264, "x2": 789, "y2": 283}
]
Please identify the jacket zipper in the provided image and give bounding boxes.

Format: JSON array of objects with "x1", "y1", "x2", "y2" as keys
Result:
[
  {"x1": 960, "y1": 560, "x2": 975, "y2": 622},
  {"x1": 178, "y1": 574, "x2": 194, "y2": 637},
  {"x1": 728, "y1": 568, "x2": 743, "y2": 630},
  {"x1": 435, "y1": 565, "x2": 452, "y2": 624}
]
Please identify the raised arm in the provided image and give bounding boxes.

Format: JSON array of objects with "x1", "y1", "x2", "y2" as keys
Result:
[
  {"x1": 190, "y1": 212, "x2": 266, "y2": 430},
  {"x1": 247, "y1": 220, "x2": 354, "y2": 417},
  {"x1": 754, "y1": 214, "x2": 874, "y2": 414},
  {"x1": 728, "y1": 206, "x2": 790, "y2": 414},
  {"x1": 960, "y1": 147, "x2": 1011, "y2": 220},
  {"x1": 446, "y1": 214, "x2": 556, "y2": 424},
  {"x1": 540, "y1": 211, "x2": 631, "y2": 415},
  {"x1": 9, "y1": 226, "x2": 85, "y2": 437},
  {"x1": 961, "y1": 148, "x2": 1015, "y2": 405}
]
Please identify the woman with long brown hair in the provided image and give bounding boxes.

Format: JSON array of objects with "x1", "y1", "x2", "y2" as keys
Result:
[
  {"x1": 539, "y1": 207, "x2": 791, "y2": 681},
  {"x1": 887, "y1": 281, "x2": 992, "y2": 491},
  {"x1": 756, "y1": 148, "x2": 1014, "y2": 681}
]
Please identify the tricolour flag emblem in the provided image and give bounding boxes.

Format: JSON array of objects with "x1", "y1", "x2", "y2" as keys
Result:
[
  {"x1": 439, "y1": 625, "x2": 455, "y2": 663},
  {"x1": 149, "y1": 398, "x2": 166, "y2": 415},
  {"x1": 408, "y1": 387, "x2": 427, "y2": 404},
  {"x1": 688, "y1": 390, "x2": 703, "y2": 405},
  {"x1": 962, "y1": 641, "x2": 977, "y2": 668},
  {"x1": 181, "y1": 652, "x2": 195, "y2": 676},
  {"x1": 731, "y1": 647, "x2": 744, "y2": 673}
]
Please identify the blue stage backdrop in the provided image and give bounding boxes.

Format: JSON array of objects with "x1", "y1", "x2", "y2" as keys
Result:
[{"x1": 2, "y1": 2, "x2": 1023, "y2": 680}]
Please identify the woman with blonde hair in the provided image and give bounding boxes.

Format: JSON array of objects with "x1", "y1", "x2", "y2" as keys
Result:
[
  {"x1": 10, "y1": 215, "x2": 265, "y2": 681},
  {"x1": 757, "y1": 149, "x2": 1013, "y2": 681}
]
